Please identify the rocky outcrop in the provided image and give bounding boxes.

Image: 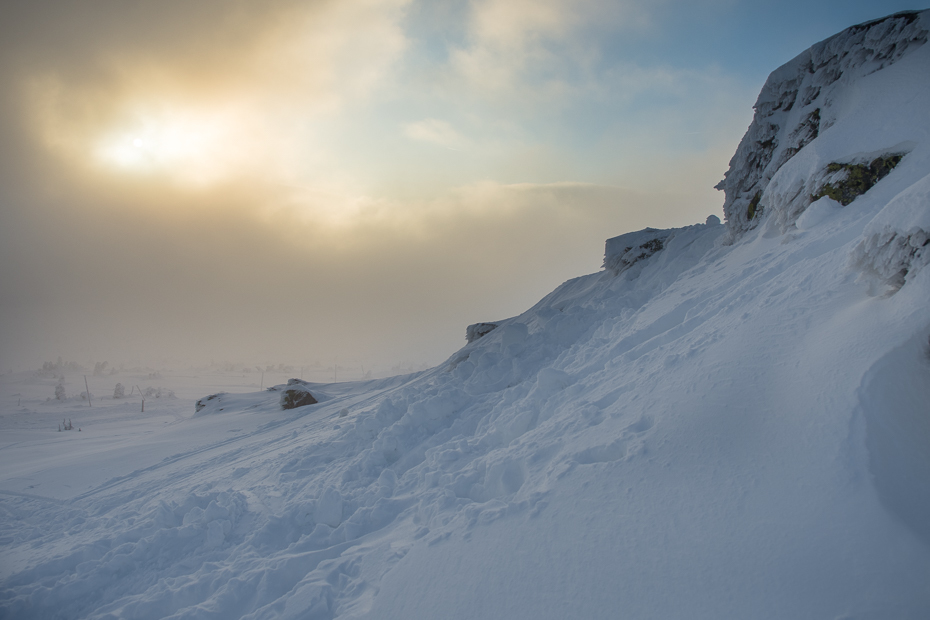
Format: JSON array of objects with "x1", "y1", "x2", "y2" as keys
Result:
[
  {"x1": 279, "y1": 379, "x2": 318, "y2": 410},
  {"x1": 603, "y1": 228, "x2": 673, "y2": 276},
  {"x1": 195, "y1": 392, "x2": 226, "y2": 414},
  {"x1": 466, "y1": 322, "x2": 499, "y2": 343},
  {"x1": 717, "y1": 11, "x2": 927, "y2": 240},
  {"x1": 604, "y1": 216, "x2": 721, "y2": 276}
]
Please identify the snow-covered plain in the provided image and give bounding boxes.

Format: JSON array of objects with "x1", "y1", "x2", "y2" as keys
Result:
[{"x1": 3, "y1": 11, "x2": 930, "y2": 619}]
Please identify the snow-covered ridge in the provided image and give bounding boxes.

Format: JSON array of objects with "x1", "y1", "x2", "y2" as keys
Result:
[
  {"x1": 466, "y1": 215, "x2": 724, "y2": 344},
  {"x1": 717, "y1": 10, "x2": 928, "y2": 241}
]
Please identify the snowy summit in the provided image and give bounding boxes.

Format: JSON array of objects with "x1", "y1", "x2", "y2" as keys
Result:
[{"x1": 2, "y1": 10, "x2": 930, "y2": 619}]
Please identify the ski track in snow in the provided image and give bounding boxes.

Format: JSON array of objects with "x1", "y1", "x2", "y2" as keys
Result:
[{"x1": 3, "y1": 10, "x2": 930, "y2": 620}]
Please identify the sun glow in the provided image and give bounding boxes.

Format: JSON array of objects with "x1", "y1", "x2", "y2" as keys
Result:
[{"x1": 94, "y1": 107, "x2": 254, "y2": 186}]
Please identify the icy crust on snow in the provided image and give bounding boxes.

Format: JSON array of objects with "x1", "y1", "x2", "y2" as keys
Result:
[{"x1": 717, "y1": 10, "x2": 928, "y2": 239}]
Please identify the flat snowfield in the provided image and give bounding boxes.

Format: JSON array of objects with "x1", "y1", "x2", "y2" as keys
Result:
[
  {"x1": 0, "y1": 368, "x2": 331, "y2": 503},
  {"x1": 3, "y1": 10, "x2": 930, "y2": 620}
]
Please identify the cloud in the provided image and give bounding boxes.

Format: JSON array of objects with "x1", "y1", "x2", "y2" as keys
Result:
[
  {"x1": 10, "y1": 0, "x2": 411, "y2": 189},
  {"x1": 0, "y1": 171, "x2": 713, "y2": 370},
  {"x1": 0, "y1": 0, "x2": 758, "y2": 373},
  {"x1": 404, "y1": 118, "x2": 469, "y2": 150},
  {"x1": 447, "y1": 0, "x2": 654, "y2": 99}
]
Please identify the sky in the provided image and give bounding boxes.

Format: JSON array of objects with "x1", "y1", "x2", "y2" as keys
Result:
[{"x1": 0, "y1": 0, "x2": 920, "y2": 374}]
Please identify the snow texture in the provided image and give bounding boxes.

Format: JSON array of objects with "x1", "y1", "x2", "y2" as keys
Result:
[{"x1": 2, "y1": 10, "x2": 930, "y2": 620}]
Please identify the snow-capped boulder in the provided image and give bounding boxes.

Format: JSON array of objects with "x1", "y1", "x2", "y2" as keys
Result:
[
  {"x1": 603, "y1": 227, "x2": 672, "y2": 275},
  {"x1": 194, "y1": 392, "x2": 226, "y2": 414},
  {"x1": 279, "y1": 378, "x2": 318, "y2": 410}
]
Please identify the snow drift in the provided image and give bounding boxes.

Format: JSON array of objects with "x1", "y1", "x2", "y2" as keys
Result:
[{"x1": 2, "y1": 10, "x2": 930, "y2": 620}]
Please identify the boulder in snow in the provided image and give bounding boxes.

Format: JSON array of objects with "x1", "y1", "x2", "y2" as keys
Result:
[{"x1": 280, "y1": 379, "x2": 318, "y2": 410}]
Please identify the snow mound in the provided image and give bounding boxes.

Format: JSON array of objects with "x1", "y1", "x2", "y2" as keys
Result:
[
  {"x1": 850, "y1": 171, "x2": 930, "y2": 288},
  {"x1": 859, "y1": 335, "x2": 930, "y2": 548}
]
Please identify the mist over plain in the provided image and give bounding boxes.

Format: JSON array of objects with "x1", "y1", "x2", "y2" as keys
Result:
[{"x1": 0, "y1": 0, "x2": 910, "y2": 372}]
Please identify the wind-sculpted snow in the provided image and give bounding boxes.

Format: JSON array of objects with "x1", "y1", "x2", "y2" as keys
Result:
[
  {"x1": 858, "y1": 336, "x2": 930, "y2": 548},
  {"x1": 850, "y1": 171, "x2": 930, "y2": 288},
  {"x1": 3, "y1": 11, "x2": 930, "y2": 619},
  {"x1": 717, "y1": 10, "x2": 928, "y2": 239}
]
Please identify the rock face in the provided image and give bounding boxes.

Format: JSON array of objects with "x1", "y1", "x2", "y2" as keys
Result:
[
  {"x1": 465, "y1": 322, "x2": 499, "y2": 343},
  {"x1": 279, "y1": 379, "x2": 318, "y2": 410},
  {"x1": 603, "y1": 216, "x2": 722, "y2": 278},
  {"x1": 195, "y1": 392, "x2": 225, "y2": 413},
  {"x1": 603, "y1": 228, "x2": 673, "y2": 275},
  {"x1": 717, "y1": 11, "x2": 928, "y2": 240}
]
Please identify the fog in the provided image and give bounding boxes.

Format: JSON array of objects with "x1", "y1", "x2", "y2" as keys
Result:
[{"x1": 1, "y1": 0, "x2": 908, "y2": 373}]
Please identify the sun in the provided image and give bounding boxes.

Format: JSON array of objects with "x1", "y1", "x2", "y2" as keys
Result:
[{"x1": 93, "y1": 107, "x2": 245, "y2": 186}]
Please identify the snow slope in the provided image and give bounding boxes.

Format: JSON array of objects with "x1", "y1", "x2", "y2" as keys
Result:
[{"x1": 2, "y1": 11, "x2": 930, "y2": 619}]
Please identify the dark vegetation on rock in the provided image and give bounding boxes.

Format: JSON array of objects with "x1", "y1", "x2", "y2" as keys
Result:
[
  {"x1": 747, "y1": 191, "x2": 762, "y2": 220},
  {"x1": 638, "y1": 238, "x2": 664, "y2": 256},
  {"x1": 813, "y1": 155, "x2": 904, "y2": 205}
]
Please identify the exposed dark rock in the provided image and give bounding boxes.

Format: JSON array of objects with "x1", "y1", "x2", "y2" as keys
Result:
[
  {"x1": 813, "y1": 155, "x2": 904, "y2": 205},
  {"x1": 747, "y1": 191, "x2": 762, "y2": 221},
  {"x1": 604, "y1": 228, "x2": 673, "y2": 275},
  {"x1": 466, "y1": 322, "x2": 499, "y2": 343},
  {"x1": 280, "y1": 385, "x2": 317, "y2": 410},
  {"x1": 195, "y1": 392, "x2": 225, "y2": 413}
]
